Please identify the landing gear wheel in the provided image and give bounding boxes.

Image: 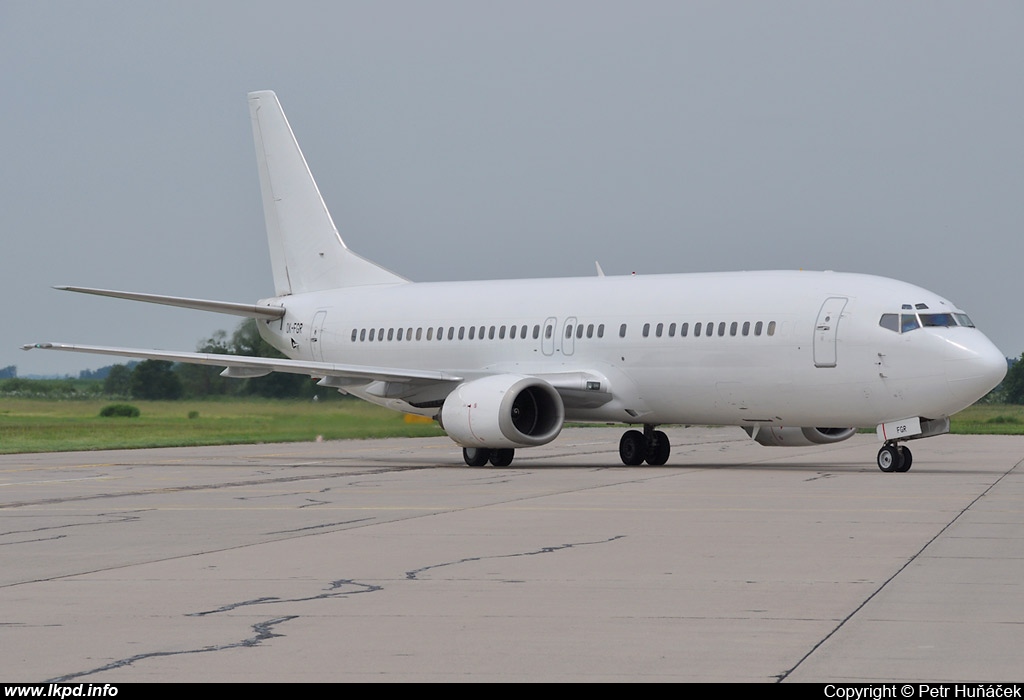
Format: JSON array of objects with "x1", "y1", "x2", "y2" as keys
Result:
[
  {"x1": 489, "y1": 448, "x2": 515, "y2": 467},
  {"x1": 894, "y1": 447, "x2": 912, "y2": 472},
  {"x1": 619, "y1": 430, "x2": 647, "y2": 466},
  {"x1": 463, "y1": 447, "x2": 491, "y2": 467},
  {"x1": 877, "y1": 444, "x2": 903, "y2": 473},
  {"x1": 645, "y1": 430, "x2": 671, "y2": 466}
]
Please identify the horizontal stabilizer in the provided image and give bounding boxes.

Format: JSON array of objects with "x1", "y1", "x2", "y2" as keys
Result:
[{"x1": 54, "y1": 286, "x2": 285, "y2": 320}]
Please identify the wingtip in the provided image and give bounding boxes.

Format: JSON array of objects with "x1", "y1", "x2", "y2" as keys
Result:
[{"x1": 21, "y1": 343, "x2": 52, "y2": 351}]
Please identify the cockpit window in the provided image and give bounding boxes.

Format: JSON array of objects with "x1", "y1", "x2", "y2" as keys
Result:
[
  {"x1": 881, "y1": 310, "x2": 975, "y2": 333},
  {"x1": 901, "y1": 314, "x2": 920, "y2": 332}
]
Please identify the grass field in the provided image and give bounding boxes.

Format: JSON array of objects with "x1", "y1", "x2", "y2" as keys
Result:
[
  {"x1": 0, "y1": 397, "x2": 444, "y2": 454},
  {"x1": 0, "y1": 397, "x2": 1020, "y2": 455}
]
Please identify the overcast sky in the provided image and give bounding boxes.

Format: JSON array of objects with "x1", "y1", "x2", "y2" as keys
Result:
[{"x1": 3, "y1": 1, "x2": 1022, "y2": 376}]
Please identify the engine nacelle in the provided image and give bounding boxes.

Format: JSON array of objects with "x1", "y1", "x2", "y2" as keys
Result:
[
  {"x1": 439, "y1": 374, "x2": 564, "y2": 448},
  {"x1": 745, "y1": 426, "x2": 857, "y2": 447}
]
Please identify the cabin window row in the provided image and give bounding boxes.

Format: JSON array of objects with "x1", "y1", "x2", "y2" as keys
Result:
[
  {"x1": 640, "y1": 320, "x2": 777, "y2": 338},
  {"x1": 351, "y1": 324, "x2": 550, "y2": 343}
]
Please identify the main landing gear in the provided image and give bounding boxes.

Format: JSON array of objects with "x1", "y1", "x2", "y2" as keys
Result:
[
  {"x1": 877, "y1": 442, "x2": 913, "y2": 473},
  {"x1": 619, "y1": 425, "x2": 671, "y2": 466},
  {"x1": 463, "y1": 447, "x2": 515, "y2": 467}
]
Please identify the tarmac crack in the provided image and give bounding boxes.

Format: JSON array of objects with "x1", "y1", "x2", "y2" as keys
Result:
[
  {"x1": 46, "y1": 615, "x2": 298, "y2": 683},
  {"x1": 188, "y1": 578, "x2": 382, "y2": 617},
  {"x1": 405, "y1": 535, "x2": 626, "y2": 580}
]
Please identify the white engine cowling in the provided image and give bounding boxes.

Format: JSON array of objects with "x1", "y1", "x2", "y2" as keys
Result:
[
  {"x1": 439, "y1": 374, "x2": 564, "y2": 448},
  {"x1": 745, "y1": 426, "x2": 857, "y2": 447}
]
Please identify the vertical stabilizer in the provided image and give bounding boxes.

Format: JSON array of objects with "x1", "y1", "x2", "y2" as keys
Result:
[{"x1": 248, "y1": 90, "x2": 407, "y2": 295}]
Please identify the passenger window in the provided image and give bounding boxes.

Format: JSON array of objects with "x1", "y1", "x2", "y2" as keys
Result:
[
  {"x1": 680, "y1": 322, "x2": 688, "y2": 337},
  {"x1": 656, "y1": 323, "x2": 663, "y2": 338},
  {"x1": 742, "y1": 321, "x2": 750, "y2": 336},
  {"x1": 694, "y1": 322, "x2": 702, "y2": 337},
  {"x1": 643, "y1": 323, "x2": 651, "y2": 338},
  {"x1": 767, "y1": 321, "x2": 776, "y2": 336},
  {"x1": 619, "y1": 323, "x2": 627, "y2": 338},
  {"x1": 396, "y1": 328, "x2": 403, "y2": 341},
  {"x1": 718, "y1": 322, "x2": 726, "y2": 337},
  {"x1": 468, "y1": 326, "x2": 476, "y2": 340},
  {"x1": 351, "y1": 329, "x2": 357, "y2": 342},
  {"x1": 730, "y1": 322, "x2": 738, "y2": 336},
  {"x1": 565, "y1": 324, "x2": 573, "y2": 339},
  {"x1": 754, "y1": 322, "x2": 763, "y2": 336},
  {"x1": 360, "y1": 329, "x2": 367, "y2": 342},
  {"x1": 545, "y1": 324, "x2": 553, "y2": 339},
  {"x1": 577, "y1": 324, "x2": 584, "y2": 339},
  {"x1": 668, "y1": 322, "x2": 676, "y2": 337},
  {"x1": 597, "y1": 324, "x2": 605, "y2": 338},
  {"x1": 489, "y1": 326, "x2": 496, "y2": 340}
]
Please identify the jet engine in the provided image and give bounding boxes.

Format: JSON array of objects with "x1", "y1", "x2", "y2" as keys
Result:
[
  {"x1": 439, "y1": 374, "x2": 564, "y2": 448},
  {"x1": 744, "y1": 426, "x2": 857, "y2": 447}
]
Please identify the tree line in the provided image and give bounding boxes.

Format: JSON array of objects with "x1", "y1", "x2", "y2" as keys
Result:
[{"x1": 104, "y1": 319, "x2": 327, "y2": 400}]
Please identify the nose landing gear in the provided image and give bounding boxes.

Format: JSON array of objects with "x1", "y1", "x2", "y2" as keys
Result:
[{"x1": 877, "y1": 442, "x2": 913, "y2": 472}]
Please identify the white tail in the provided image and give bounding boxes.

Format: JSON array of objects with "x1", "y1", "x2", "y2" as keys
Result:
[{"x1": 248, "y1": 91, "x2": 407, "y2": 296}]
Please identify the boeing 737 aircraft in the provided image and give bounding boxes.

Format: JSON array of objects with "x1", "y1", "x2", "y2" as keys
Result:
[{"x1": 24, "y1": 91, "x2": 1007, "y2": 472}]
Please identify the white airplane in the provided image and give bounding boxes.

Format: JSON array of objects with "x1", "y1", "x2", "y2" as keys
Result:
[{"x1": 24, "y1": 91, "x2": 1007, "y2": 472}]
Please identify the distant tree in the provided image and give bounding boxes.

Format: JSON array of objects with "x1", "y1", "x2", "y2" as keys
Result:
[
  {"x1": 79, "y1": 364, "x2": 124, "y2": 380},
  {"x1": 230, "y1": 319, "x2": 311, "y2": 398},
  {"x1": 175, "y1": 330, "x2": 232, "y2": 398},
  {"x1": 1002, "y1": 355, "x2": 1024, "y2": 405},
  {"x1": 130, "y1": 360, "x2": 183, "y2": 400},
  {"x1": 0, "y1": 365, "x2": 15, "y2": 379},
  {"x1": 103, "y1": 364, "x2": 134, "y2": 397}
]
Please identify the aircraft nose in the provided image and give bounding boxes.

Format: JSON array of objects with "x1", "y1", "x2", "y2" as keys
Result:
[{"x1": 945, "y1": 334, "x2": 1007, "y2": 407}]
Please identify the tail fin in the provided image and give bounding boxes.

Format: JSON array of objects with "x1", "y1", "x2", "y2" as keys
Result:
[{"x1": 248, "y1": 90, "x2": 407, "y2": 295}]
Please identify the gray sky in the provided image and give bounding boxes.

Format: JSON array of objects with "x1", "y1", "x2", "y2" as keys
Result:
[{"x1": 3, "y1": 1, "x2": 1022, "y2": 377}]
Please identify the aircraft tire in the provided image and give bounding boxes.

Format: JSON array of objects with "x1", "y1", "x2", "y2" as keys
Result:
[
  {"x1": 463, "y1": 447, "x2": 491, "y2": 467},
  {"x1": 489, "y1": 449, "x2": 515, "y2": 467},
  {"x1": 619, "y1": 430, "x2": 647, "y2": 466},
  {"x1": 894, "y1": 447, "x2": 912, "y2": 472},
  {"x1": 877, "y1": 445, "x2": 903, "y2": 473},
  {"x1": 646, "y1": 430, "x2": 671, "y2": 466}
]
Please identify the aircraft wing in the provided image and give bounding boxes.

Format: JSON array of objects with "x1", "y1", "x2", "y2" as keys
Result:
[{"x1": 21, "y1": 342, "x2": 463, "y2": 384}]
